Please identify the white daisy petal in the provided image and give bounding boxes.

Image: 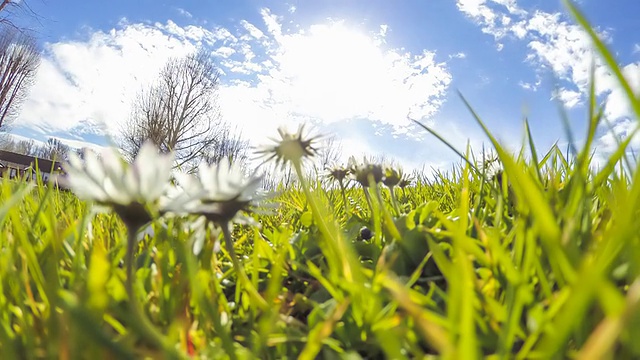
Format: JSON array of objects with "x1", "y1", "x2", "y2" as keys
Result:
[
  {"x1": 60, "y1": 140, "x2": 176, "y2": 226},
  {"x1": 163, "y1": 157, "x2": 264, "y2": 224}
]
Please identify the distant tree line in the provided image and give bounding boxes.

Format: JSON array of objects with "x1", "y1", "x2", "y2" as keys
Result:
[{"x1": 0, "y1": 135, "x2": 72, "y2": 161}]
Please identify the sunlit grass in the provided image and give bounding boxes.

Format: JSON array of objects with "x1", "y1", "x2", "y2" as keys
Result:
[{"x1": 1, "y1": 1, "x2": 640, "y2": 358}]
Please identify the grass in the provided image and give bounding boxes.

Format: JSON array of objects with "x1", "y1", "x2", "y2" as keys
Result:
[{"x1": 2, "y1": 1, "x2": 640, "y2": 358}]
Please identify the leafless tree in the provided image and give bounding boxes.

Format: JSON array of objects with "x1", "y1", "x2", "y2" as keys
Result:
[
  {"x1": 311, "y1": 135, "x2": 339, "y2": 169},
  {"x1": 0, "y1": 136, "x2": 71, "y2": 160},
  {"x1": 0, "y1": 135, "x2": 37, "y2": 155},
  {"x1": 0, "y1": 1, "x2": 45, "y2": 31},
  {"x1": 38, "y1": 137, "x2": 70, "y2": 161},
  {"x1": 120, "y1": 85, "x2": 173, "y2": 157},
  {"x1": 199, "y1": 125, "x2": 249, "y2": 166},
  {"x1": 0, "y1": 24, "x2": 40, "y2": 131},
  {"x1": 119, "y1": 50, "x2": 246, "y2": 169}
]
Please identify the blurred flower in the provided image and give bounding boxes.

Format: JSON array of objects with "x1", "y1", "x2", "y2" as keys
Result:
[
  {"x1": 325, "y1": 163, "x2": 351, "y2": 213},
  {"x1": 137, "y1": 223, "x2": 155, "y2": 242},
  {"x1": 165, "y1": 158, "x2": 264, "y2": 225},
  {"x1": 256, "y1": 125, "x2": 321, "y2": 169},
  {"x1": 382, "y1": 165, "x2": 406, "y2": 214},
  {"x1": 58, "y1": 141, "x2": 174, "y2": 229},
  {"x1": 478, "y1": 155, "x2": 503, "y2": 181},
  {"x1": 189, "y1": 216, "x2": 221, "y2": 256},
  {"x1": 349, "y1": 157, "x2": 383, "y2": 187},
  {"x1": 382, "y1": 166, "x2": 403, "y2": 188},
  {"x1": 325, "y1": 164, "x2": 350, "y2": 185},
  {"x1": 398, "y1": 177, "x2": 412, "y2": 189}
]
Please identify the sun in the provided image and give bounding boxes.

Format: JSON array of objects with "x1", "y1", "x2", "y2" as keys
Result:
[
  {"x1": 218, "y1": 16, "x2": 450, "y2": 145},
  {"x1": 273, "y1": 23, "x2": 392, "y2": 121}
]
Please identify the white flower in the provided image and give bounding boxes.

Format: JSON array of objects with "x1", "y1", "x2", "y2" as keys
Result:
[
  {"x1": 189, "y1": 216, "x2": 221, "y2": 256},
  {"x1": 137, "y1": 222, "x2": 167, "y2": 242},
  {"x1": 255, "y1": 125, "x2": 321, "y2": 169},
  {"x1": 477, "y1": 155, "x2": 503, "y2": 180},
  {"x1": 58, "y1": 141, "x2": 174, "y2": 228},
  {"x1": 165, "y1": 158, "x2": 264, "y2": 224}
]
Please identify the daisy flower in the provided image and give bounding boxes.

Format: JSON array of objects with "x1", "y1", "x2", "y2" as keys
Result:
[
  {"x1": 256, "y1": 124, "x2": 321, "y2": 169},
  {"x1": 58, "y1": 141, "x2": 174, "y2": 229},
  {"x1": 165, "y1": 158, "x2": 264, "y2": 224},
  {"x1": 383, "y1": 166, "x2": 403, "y2": 188},
  {"x1": 325, "y1": 164, "x2": 351, "y2": 213},
  {"x1": 348, "y1": 156, "x2": 383, "y2": 188},
  {"x1": 58, "y1": 141, "x2": 182, "y2": 356},
  {"x1": 325, "y1": 164, "x2": 350, "y2": 185}
]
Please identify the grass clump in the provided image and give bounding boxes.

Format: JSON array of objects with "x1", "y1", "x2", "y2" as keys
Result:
[{"x1": 1, "y1": 1, "x2": 640, "y2": 358}]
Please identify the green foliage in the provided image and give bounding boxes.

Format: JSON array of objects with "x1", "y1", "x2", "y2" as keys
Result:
[{"x1": 1, "y1": 1, "x2": 640, "y2": 358}]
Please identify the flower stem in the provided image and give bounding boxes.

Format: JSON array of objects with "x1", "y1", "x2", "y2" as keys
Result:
[
  {"x1": 338, "y1": 180, "x2": 350, "y2": 215},
  {"x1": 372, "y1": 184, "x2": 402, "y2": 244},
  {"x1": 220, "y1": 221, "x2": 269, "y2": 311},
  {"x1": 388, "y1": 186, "x2": 401, "y2": 215},
  {"x1": 125, "y1": 228, "x2": 186, "y2": 360},
  {"x1": 362, "y1": 185, "x2": 374, "y2": 216},
  {"x1": 293, "y1": 160, "x2": 354, "y2": 283}
]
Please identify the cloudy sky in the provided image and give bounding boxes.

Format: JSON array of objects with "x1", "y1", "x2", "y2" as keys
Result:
[{"x1": 6, "y1": 0, "x2": 640, "y2": 170}]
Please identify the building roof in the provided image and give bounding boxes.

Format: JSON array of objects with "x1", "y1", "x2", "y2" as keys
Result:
[{"x1": 0, "y1": 150, "x2": 63, "y2": 173}]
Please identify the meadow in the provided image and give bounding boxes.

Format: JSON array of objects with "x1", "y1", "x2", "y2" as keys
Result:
[{"x1": 1, "y1": 2, "x2": 640, "y2": 359}]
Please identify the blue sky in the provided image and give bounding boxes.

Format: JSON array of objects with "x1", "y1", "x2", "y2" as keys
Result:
[{"x1": 7, "y1": 0, "x2": 640, "y2": 170}]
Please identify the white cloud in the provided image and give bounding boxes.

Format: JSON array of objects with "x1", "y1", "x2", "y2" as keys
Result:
[
  {"x1": 491, "y1": 0, "x2": 527, "y2": 16},
  {"x1": 254, "y1": 22, "x2": 451, "y2": 136},
  {"x1": 456, "y1": 0, "x2": 640, "y2": 154},
  {"x1": 457, "y1": 0, "x2": 498, "y2": 24},
  {"x1": 552, "y1": 88, "x2": 582, "y2": 109},
  {"x1": 213, "y1": 46, "x2": 236, "y2": 58},
  {"x1": 518, "y1": 77, "x2": 541, "y2": 91},
  {"x1": 176, "y1": 8, "x2": 193, "y2": 19},
  {"x1": 592, "y1": 118, "x2": 640, "y2": 170},
  {"x1": 456, "y1": 0, "x2": 601, "y2": 94},
  {"x1": 18, "y1": 8, "x2": 454, "y2": 159},
  {"x1": 518, "y1": 81, "x2": 534, "y2": 90},
  {"x1": 51, "y1": 136, "x2": 107, "y2": 152},
  {"x1": 379, "y1": 24, "x2": 388, "y2": 37},
  {"x1": 600, "y1": 63, "x2": 640, "y2": 120},
  {"x1": 240, "y1": 20, "x2": 265, "y2": 39},
  {"x1": 260, "y1": 8, "x2": 284, "y2": 42},
  {"x1": 19, "y1": 23, "x2": 200, "y2": 137},
  {"x1": 456, "y1": 0, "x2": 527, "y2": 40}
]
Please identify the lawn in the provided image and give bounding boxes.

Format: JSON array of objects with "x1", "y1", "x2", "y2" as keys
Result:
[{"x1": 1, "y1": 2, "x2": 640, "y2": 359}]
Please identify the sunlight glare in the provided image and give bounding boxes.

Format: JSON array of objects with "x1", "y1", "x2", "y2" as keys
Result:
[{"x1": 274, "y1": 23, "x2": 393, "y2": 121}]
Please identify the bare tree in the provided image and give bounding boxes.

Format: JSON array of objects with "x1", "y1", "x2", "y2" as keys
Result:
[
  {"x1": 119, "y1": 50, "x2": 244, "y2": 169},
  {"x1": 0, "y1": 24, "x2": 40, "y2": 131},
  {"x1": 0, "y1": 1, "x2": 44, "y2": 30},
  {"x1": 38, "y1": 137, "x2": 70, "y2": 161},
  {"x1": 315, "y1": 135, "x2": 342, "y2": 169},
  {"x1": 14, "y1": 138, "x2": 37, "y2": 155},
  {"x1": 0, "y1": 136, "x2": 71, "y2": 160},
  {"x1": 119, "y1": 85, "x2": 174, "y2": 158},
  {"x1": 199, "y1": 125, "x2": 249, "y2": 165},
  {"x1": 0, "y1": 135, "x2": 37, "y2": 155}
]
